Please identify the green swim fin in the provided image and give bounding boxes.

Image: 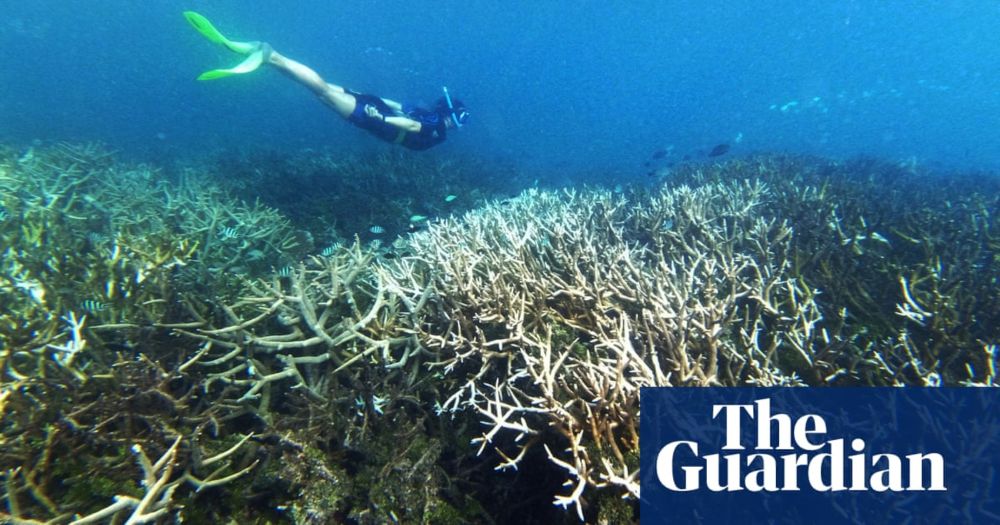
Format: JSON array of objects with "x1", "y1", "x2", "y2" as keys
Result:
[
  {"x1": 184, "y1": 11, "x2": 265, "y2": 80},
  {"x1": 196, "y1": 49, "x2": 266, "y2": 80}
]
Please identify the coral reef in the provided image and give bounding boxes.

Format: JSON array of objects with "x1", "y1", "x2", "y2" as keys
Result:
[
  {"x1": 1, "y1": 145, "x2": 997, "y2": 523},
  {"x1": 662, "y1": 155, "x2": 1000, "y2": 387},
  {"x1": 0, "y1": 143, "x2": 307, "y2": 358},
  {"x1": 377, "y1": 181, "x2": 820, "y2": 518},
  {"x1": 378, "y1": 155, "x2": 999, "y2": 517},
  {"x1": 0, "y1": 144, "x2": 300, "y2": 522},
  {"x1": 0, "y1": 144, "x2": 500, "y2": 524}
]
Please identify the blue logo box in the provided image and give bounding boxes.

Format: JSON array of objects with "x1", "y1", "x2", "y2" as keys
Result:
[{"x1": 640, "y1": 388, "x2": 1000, "y2": 524}]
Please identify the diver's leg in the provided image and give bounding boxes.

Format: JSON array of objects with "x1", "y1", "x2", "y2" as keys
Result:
[{"x1": 266, "y1": 49, "x2": 356, "y2": 118}]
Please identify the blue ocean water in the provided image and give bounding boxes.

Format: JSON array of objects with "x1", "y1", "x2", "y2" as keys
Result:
[{"x1": 2, "y1": 1, "x2": 999, "y2": 176}]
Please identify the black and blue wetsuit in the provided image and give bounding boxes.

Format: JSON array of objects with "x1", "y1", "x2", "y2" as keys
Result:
[{"x1": 347, "y1": 92, "x2": 447, "y2": 151}]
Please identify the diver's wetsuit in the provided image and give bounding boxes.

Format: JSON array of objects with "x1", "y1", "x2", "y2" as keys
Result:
[{"x1": 347, "y1": 92, "x2": 447, "y2": 151}]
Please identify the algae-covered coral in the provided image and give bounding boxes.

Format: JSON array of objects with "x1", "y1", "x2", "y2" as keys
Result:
[{"x1": 1, "y1": 145, "x2": 997, "y2": 523}]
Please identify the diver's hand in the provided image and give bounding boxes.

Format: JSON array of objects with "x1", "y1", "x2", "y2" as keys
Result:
[{"x1": 364, "y1": 104, "x2": 384, "y2": 121}]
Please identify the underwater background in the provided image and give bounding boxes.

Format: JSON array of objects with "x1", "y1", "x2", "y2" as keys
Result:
[
  {"x1": 3, "y1": 1, "x2": 1000, "y2": 174},
  {"x1": 2, "y1": 2, "x2": 1000, "y2": 524}
]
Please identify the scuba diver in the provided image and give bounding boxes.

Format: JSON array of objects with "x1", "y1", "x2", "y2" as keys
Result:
[{"x1": 183, "y1": 11, "x2": 469, "y2": 151}]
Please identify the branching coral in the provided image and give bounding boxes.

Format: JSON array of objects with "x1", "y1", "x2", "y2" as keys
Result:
[
  {"x1": 0, "y1": 144, "x2": 302, "y2": 522},
  {"x1": 66, "y1": 433, "x2": 256, "y2": 525},
  {"x1": 0, "y1": 351, "x2": 259, "y2": 523},
  {"x1": 663, "y1": 155, "x2": 1000, "y2": 387},
  {"x1": 184, "y1": 154, "x2": 998, "y2": 519},
  {"x1": 174, "y1": 242, "x2": 425, "y2": 411},
  {"x1": 3, "y1": 145, "x2": 997, "y2": 523},
  {"x1": 376, "y1": 181, "x2": 824, "y2": 517},
  {"x1": 0, "y1": 143, "x2": 306, "y2": 373}
]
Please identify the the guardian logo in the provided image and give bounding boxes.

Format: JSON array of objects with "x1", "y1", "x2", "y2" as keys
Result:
[{"x1": 656, "y1": 398, "x2": 946, "y2": 493}]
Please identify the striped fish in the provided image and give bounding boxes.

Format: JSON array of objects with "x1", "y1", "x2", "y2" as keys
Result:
[
  {"x1": 219, "y1": 226, "x2": 239, "y2": 239},
  {"x1": 320, "y1": 243, "x2": 342, "y2": 257},
  {"x1": 276, "y1": 266, "x2": 293, "y2": 278},
  {"x1": 81, "y1": 300, "x2": 107, "y2": 313},
  {"x1": 369, "y1": 225, "x2": 385, "y2": 234}
]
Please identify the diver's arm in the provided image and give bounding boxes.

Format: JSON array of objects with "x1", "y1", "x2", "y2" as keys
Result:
[
  {"x1": 381, "y1": 98, "x2": 404, "y2": 112},
  {"x1": 365, "y1": 105, "x2": 421, "y2": 132},
  {"x1": 384, "y1": 116, "x2": 421, "y2": 132}
]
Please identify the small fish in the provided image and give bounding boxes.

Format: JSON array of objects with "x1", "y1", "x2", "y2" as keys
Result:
[
  {"x1": 381, "y1": 251, "x2": 398, "y2": 259},
  {"x1": 369, "y1": 225, "x2": 385, "y2": 234},
  {"x1": 444, "y1": 194, "x2": 457, "y2": 202},
  {"x1": 219, "y1": 226, "x2": 239, "y2": 239},
  {"x1": 409, "y1": 215, "x2": 427, "y2": 223},
  {"x1": 81, "y1": 300, "x2": 107, "y2": 313},
  {"x1": 276, "y1": 266, "x2": 293, "y2": 277},
  {"x1": 651, "y1": 149, "x2": 668, "y2": 159},
  {"x1": 708, "y1": 143, "x2": 730, "y2": 157},
  {"x1": 407, "y1": 223, "x2": 422, "y2": 233},
  {"x1": 320, "y1": 244, "x2": 340, "y2": 257},
  {"x1": 613, "y1": 184, "x2": 623, "y2": 194}
]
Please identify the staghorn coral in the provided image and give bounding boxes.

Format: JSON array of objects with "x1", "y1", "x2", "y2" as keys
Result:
[
  {"x1": 373, "y1": 155, "x2": 997, "y2": 517},
  {"x1": 0, "y1": 143, "x2": 499, "y2": 524},
  {"x1": 173, "y1": 241, "x2": 423, "y2": 410},
  {"x1": 377, "y1": 181, "x2": 823, "y2": 518},
  {"x1": 3, "y1": 145, "x2": 998, "y2": 523},
  {"x1": 661, "y1": 155, "x2": 1000, "y2": 387},
  {"x1": 0, "y1": 143, "x2": 307, "y2": 362},
  {"x1": 1, "y1": 144, "x2": 191, "y2": 385},
  {"x1": 186, "y1": 153, "x2": 998, "y2": 520},
  {"x1": 0, "y1": 349, "x2": 260, "y2": 523},
  {"x1": 152, "y1": 241, "x2": 479, "y2": 523},
  {"x1": 0, "y1": 144, "x2": 304, "y2": 522}
]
